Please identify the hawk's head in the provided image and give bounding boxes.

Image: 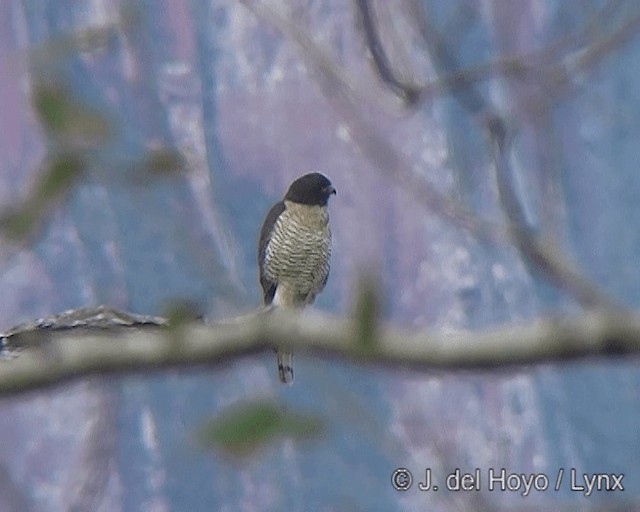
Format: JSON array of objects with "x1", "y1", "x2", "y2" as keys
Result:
[{"x1": 285, "y1": 173, "x2": 336, "y2": 206}]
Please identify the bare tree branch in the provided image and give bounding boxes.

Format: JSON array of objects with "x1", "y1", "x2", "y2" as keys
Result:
[
  {"x1": 354, "y1": 0, "x2": 420, "y2": 104},
  {"x1": 0, "y1": 307, "x2": 639, "y2": 396},
  {"x1": 487, "y1": 118, "x2": 621, "y2": 311},
  {"x1": 408, "y1": 0, "x2": 640, "y2": 113}
]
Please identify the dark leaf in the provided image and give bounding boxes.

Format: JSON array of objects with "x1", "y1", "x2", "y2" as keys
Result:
[
  {"x1": 32, "y1": 85, "x2": 111, "y2": 146},
  {"x1": 0, "y1": 154, "x2": 84, "y2": 240},
  {"x1": 197, "y1": 400, "x2": 323, "y2": 459},
  {"x1": 34, "y1": 154, "x2": 85, "y2": 202},
  {"x1": 0, "y1": 207, "x2": 41, "y2": 240},
  {"x1": 141, "y1": 148, "x2": 186, "y2": 177},
  {"x1": 353, "y1": 275, "x2": 381, "y2": 353}
]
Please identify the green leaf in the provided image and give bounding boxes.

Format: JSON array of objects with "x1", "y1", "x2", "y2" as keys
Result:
[
  {"x1": 0, "y1": 207, "x2": 41, "y2": 240},
  {"x1": 197, "y1": 400, "x2": 323, "y2": 459},
  {"x1": 33, "y1": 85, "x2": 70, "y2": 132},
  {"x1": 34, "y1": 154, "x2": 84, "y2": 202},
  {"x1": 162, "y1": 300, "x2": 203, "y2": 350},
  {"x1": 163, "y1": 300, "x2": 203, "y2": 327},
  {"x1": 142, "y1": 148, "x2": 186, "y2": 177},
  {"x1": 353, "y1": 275, "x2": 381, "y2": 353},
  {"x1": 32, "y1": 84, "x2": 111, "y2": 146},
  {"x1": 0, "y1": 154, "x2": 84, "y2": 240}
]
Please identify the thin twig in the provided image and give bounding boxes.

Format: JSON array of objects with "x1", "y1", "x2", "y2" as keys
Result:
[
  {"x1": 354, "y1": 0, "x2": 420, "y2": 104},
  {"x1": 488, "y1": 120, "x2": 620, "y2": 310}
]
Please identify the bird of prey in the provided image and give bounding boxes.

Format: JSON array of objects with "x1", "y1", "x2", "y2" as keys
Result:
[{"x1": 258, "y1": 173, "x2": 336, "y2": 384}]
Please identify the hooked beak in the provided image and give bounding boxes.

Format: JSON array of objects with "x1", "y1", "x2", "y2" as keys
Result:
[{"x1": 324, "y1": 185, "x2": 337, "y2": 196}]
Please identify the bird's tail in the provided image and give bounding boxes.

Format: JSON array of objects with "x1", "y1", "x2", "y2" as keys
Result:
[{"x1": 276, "y1": 351, "x2": 294, "y2": 385}]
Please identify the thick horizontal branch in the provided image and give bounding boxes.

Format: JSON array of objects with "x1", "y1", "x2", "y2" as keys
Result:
[{"x1": 1, "y1": 309, "x2": 640, "y2": 396}]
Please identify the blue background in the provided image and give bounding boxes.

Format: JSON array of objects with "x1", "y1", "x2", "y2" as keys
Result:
[{"x1": 0, "y1": 1, "x2": 638, "y2": 511}]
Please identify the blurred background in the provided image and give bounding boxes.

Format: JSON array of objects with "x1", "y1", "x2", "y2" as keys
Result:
[{"x1": 0, "y1": 1, "x2": 638, "y2": 511}]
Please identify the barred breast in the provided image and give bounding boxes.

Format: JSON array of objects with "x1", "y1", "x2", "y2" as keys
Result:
[{"x1": 264, "y1": 202, "x2": 331, "y2": 307}]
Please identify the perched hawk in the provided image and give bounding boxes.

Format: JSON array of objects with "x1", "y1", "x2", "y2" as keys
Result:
[{"x1": 258, "y1": 173, "x2": 336, "y2": 384}]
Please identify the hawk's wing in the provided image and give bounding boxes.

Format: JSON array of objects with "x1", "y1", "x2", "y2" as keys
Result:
[{"x1": 258, "y1": 200, "x2": 285, "y2": 305}]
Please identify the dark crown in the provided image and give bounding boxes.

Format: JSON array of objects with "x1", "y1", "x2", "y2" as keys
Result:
[{"x1": 284, "y1": 173, "x2": 336, "y2": 206}]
